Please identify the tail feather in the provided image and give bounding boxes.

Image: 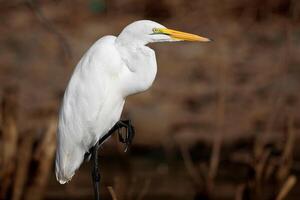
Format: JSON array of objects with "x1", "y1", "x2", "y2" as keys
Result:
[{"x1": 55, "y1": 143, "x2": 85, "y2": 184}]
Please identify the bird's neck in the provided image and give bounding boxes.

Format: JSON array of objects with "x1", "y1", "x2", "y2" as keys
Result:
[{"x1": 116, "y1": 43, "x2": 157, "y2": 97}]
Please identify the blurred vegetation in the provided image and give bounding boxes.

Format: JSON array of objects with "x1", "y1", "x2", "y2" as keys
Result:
[{"x1": 0, "y1": 0, "x2": 300, "y2": 199}]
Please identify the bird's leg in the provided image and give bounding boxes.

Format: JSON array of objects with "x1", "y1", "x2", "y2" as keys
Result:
[
  {"x1": 88, "y1": 120, "x2": 134, "y2": 200},
  {"x1": 115, "y1": 120, "x2": 135, "y2": 152},
  {"x1": 91, "y1": 141, "x2": 100, "y2": 200}
]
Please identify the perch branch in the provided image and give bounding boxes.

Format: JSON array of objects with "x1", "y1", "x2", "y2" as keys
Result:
[{"x1": 25, "y1": 0, "x2": 72, "y2": 60}]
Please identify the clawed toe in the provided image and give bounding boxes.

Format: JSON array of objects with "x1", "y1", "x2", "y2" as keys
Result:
[{"x1": 116, "y1": 120, "x2": 135, "y2": 151}]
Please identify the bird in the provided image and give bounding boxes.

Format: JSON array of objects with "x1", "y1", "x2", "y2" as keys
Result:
[{"x1": 55, "y1": 20, "x2": 210, "y2": 185}]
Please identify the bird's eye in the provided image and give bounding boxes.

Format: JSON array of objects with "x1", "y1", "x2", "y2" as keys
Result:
[{"x1": 152, "y1": 28, "x2": 160, "y2": 33}]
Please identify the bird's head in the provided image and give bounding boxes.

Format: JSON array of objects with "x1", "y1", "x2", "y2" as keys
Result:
[{"x1": 116, "y1": 20, "x2": 211, "y2": 46}]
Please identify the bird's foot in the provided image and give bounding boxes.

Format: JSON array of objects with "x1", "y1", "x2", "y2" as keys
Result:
[{"x1": 115, "y1": 120, "x2": 135, "y2": 152}]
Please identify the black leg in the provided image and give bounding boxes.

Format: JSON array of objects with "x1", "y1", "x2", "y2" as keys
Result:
[
  {"x1": 90, "y1": 119, "x2": 135, "y2": 200},
  {"x1": 91, "y1": 141, "x2": 100, "y2": 200}
]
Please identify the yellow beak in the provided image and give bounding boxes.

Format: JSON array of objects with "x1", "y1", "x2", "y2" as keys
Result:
[{"x1": 159, "y1": 28, "x2": 211, "y2": 42}]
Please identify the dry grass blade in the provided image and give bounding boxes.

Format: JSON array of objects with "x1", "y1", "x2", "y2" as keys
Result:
[
  {"x1": 255, "y1": 149, "x2": 270, "y2": 182},
  {"x1": 254, "y1": 96, "x2": 283, "y2": 161},
  {"x1": 276, "y1": 175, "x2": 297, "y2": 200},
  {"x1": 178, "y1": 142, "x2": 204, "y2": 187},
  {"x1": 208, "y1": 131, "x2": 222, "y2": 189},
  {"x1": 0, "y1": 88, "x2": 18, "y2": 199},
  {"x1": 254, "y1": 149, "x2": 270, "y2": 198},
  {"x1": 277, "y1": 115, "x2": 295, "y2": 181},
  {"x1": 235, "y1": 184, "x2": 245, "y2": 200},
  {"x1": 24, "y1": 118, "x2": 57, "y2": 200},
  {"x1": 208, "y1": 43, "x2": 228, "y2": 190},
  {"x1": 136, "y1": 179, "x2": 151, "y2": 200},
  {"x1": 12, "y1": 130, "x2": 35, "y2": 200},
  {"x1": 108, "y1": 186, "x2": 118, "y2": 200}
]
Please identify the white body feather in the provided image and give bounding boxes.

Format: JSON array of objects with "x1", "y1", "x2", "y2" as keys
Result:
[{"x1": 56, "y1": 27, "x2": 158, "y2": 183}]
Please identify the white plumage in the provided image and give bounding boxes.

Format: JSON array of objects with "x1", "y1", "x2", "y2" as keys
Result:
[{"x1": 55, "y1": 20, "x2": 210, "y2": 184}]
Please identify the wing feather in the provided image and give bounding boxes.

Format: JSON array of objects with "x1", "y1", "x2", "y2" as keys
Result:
[{"x1": 55, "y1": 35, "x2": 122, "y2": 183}]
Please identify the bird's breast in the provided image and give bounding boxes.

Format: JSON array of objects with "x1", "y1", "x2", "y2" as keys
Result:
[{"x1": 118, "y1": 45, "x2": 158, "y2": 97}]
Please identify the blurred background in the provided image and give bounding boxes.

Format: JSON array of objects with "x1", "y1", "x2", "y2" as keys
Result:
[{"x1": 1, "y1": 0, "x2": 300, "y2": 199}]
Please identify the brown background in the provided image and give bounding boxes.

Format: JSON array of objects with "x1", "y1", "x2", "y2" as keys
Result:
[{"x1": 0, "y1": 0, "x2": 300, "y2": 199}]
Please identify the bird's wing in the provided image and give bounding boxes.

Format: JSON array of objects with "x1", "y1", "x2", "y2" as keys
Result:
[{"x1": 55, "y1": 35, "x2": 124, "y2": 183}]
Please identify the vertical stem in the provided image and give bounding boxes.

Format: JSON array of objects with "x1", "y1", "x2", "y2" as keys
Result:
[
  {"x1": 24, "y1": 118, "x2": 57, "y2": 200},
  {"x1": 208, "y1": 42, "x2": 227, "y2": 191},
  {"x1": 0, "y1": 88, "x2": 18, "y2": 199}
]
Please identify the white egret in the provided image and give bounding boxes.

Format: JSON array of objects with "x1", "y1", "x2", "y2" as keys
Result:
[{"x1": 55, "y1": 20, "x2": 210, "y2": 189}]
